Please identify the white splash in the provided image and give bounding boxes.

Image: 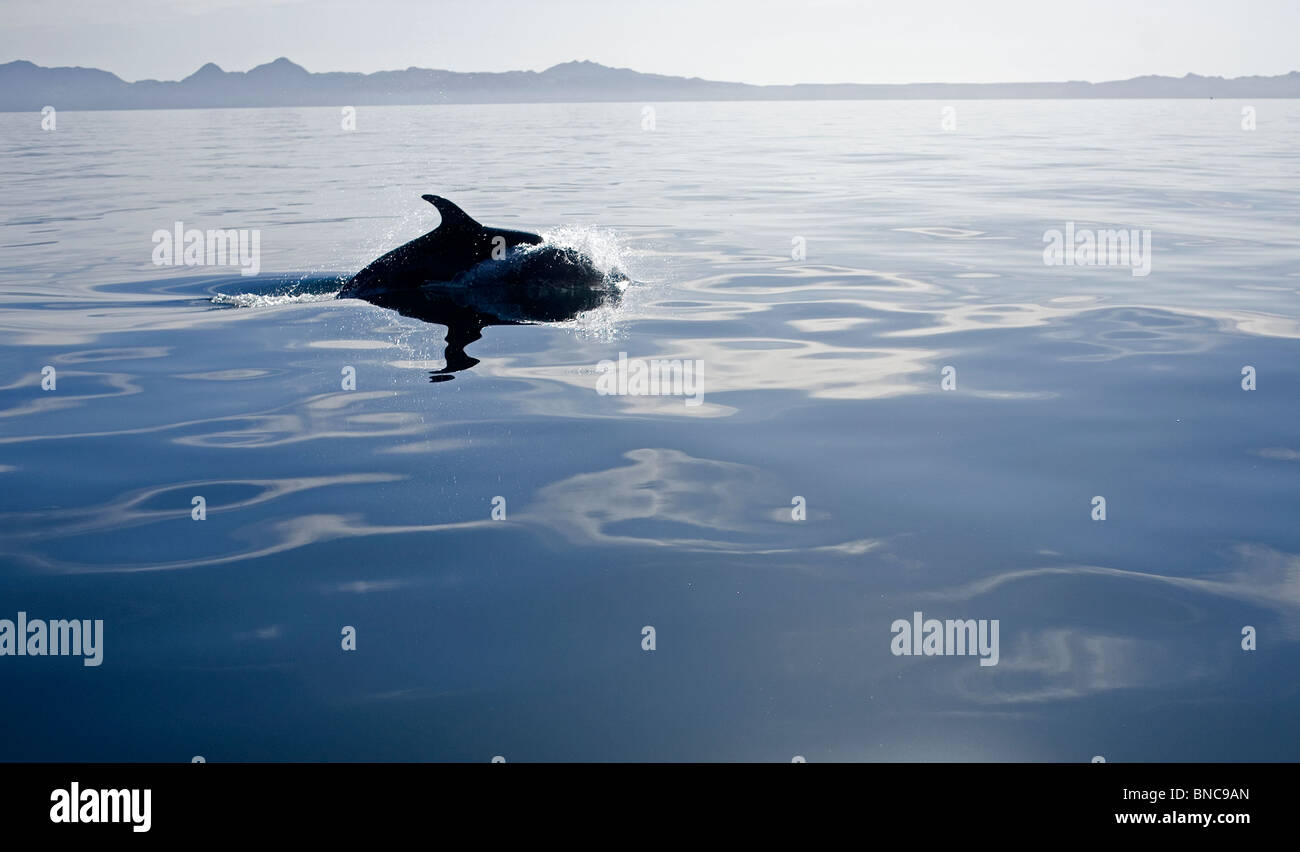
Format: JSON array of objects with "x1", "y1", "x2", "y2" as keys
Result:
[
  {"x1": 537, "y1": 225, "x2": 663, "y2": 341},
  {"x1": 211, "y1": 291, "x2": 340, "y2": 308}
]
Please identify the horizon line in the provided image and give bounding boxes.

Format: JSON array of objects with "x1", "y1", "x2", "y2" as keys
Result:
[{"x1": 6, "y1": 56, "x2": 1299, "y2": 89}]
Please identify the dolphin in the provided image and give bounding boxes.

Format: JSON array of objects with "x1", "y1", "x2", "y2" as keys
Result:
[{"x1": 339, "y1": 195, "x2": 624, "y2": 380}]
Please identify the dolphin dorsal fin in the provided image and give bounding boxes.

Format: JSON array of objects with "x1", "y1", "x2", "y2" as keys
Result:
[{"x1": 422, "y1": 195, "x2": 481, "y2": 232}]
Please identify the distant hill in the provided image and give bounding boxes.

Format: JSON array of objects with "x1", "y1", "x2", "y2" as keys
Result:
[{"x1": 3, "y1": 58, "x2": 1299, "y2": 111}]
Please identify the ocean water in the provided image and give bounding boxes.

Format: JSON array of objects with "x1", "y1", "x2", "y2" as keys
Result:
[{"x1": 1, "y1": 100, "x2": 1297, "y2": 761}]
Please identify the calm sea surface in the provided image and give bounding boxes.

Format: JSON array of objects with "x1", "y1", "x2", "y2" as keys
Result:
[{"x1": 1, "y1": 100, "x2": 1297, "y2": 760}]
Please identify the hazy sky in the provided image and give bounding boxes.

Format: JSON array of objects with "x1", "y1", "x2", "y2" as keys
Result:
[{"x1": 4, "y1": 0, "x2": 1296, "y2": 85}]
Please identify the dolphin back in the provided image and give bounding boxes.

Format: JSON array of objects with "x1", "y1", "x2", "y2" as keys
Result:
[{"x1": 339, "y1": 195, "x2": 543, "y2": 300}]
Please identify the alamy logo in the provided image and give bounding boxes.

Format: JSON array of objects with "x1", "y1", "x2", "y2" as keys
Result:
[
  {"x1": 890, "y1": 611, "x2": 999, "y2": 666},
  {"x1": 0, "y1": 612, "x2": 103, "y2": 666},
  {"x1": 50, "y1": 782, "x2": 150, "y2": 832},
  {"x1": 596, "y1": 352, "x2": 705, "y2": 407},
  {"x1": 1043, "y1": 222, "x2": 1151, "y2": 277},
  {"x1": 152, "y1": 222, "x2": 261, "y2": 276}
]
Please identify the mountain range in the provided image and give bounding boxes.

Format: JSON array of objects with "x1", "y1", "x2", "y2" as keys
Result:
[{"x1": 4, "y1": 58, "x2": 1299, "y2": 111}]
